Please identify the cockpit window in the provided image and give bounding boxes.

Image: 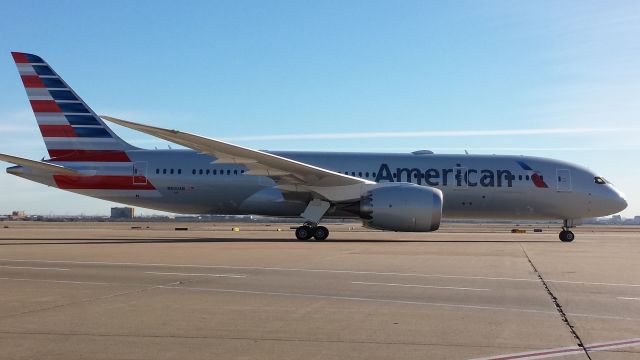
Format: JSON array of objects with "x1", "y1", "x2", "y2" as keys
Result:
[{"x1": 594, "y1": 176, "x2": 606, "y2": 185}]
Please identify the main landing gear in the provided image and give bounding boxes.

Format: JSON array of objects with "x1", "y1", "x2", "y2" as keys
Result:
[
  {"x1": 559, "y1": 219, "x2": 576, "y2": 242},
  {"x1": 295, "y1": 224, "x2": 330, "y2": 241},
  {"x1": 295, "y1": 199, "x2": 332, "y2": 241}
]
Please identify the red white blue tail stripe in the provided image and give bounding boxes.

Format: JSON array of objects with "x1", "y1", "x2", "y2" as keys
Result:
[
  {"x1": 11, "y1": 52, "x2": 134, "y2": 162},
  {"x1": 11, "y1": 52, "x2": 158, "y2": 194}
]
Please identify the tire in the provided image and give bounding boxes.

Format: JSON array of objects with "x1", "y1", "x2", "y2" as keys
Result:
[
  {"x1": 295, "y1": 226, "x2": 313, "y2": 241},
  {"x1": 559, "y1": 230, "x2": 575, "y2": 242},
  {"x1": 313, "y1": 226, "x2": 329, "y2": 241}
]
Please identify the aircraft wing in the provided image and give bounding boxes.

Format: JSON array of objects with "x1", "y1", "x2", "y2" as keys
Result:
[
  {"x1": 0, "y1": 153, "x2": 84, "y2": 176},
  {"x1": 101, "y1": 116, "x2": 374, "y2": 188}
]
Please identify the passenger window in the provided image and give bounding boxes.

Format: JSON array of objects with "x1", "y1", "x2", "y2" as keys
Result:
[
  {"x1": 178, "y1": 169, "x2": 181, "y2": 174},
  {"x1": 241, "y1": 170, "x2": 245, "y2": 174},
  {"x1": 358, "y1": 172, "x2": 362, "y2": 177},
  {"x1": 594, "y1": 177, "x2": 606, "y2": 185},
  {"x1": 227, "y1": 170, "x2": 231, "y2": 175},
  {"x1": 213, "y1": 169, "x2": 217, "y2": 175},
  {"x1": 163, "y1": 169, "x2": 167, "y2": 174},
  {"x1": 192, "y1": 169, "x2": 196, "y2": 175},
  {"x1": 518, "y1": 175, "x2": 522, "y2": 180},
  {"x1": 372, "y1": 172, "x2": 376, "y2": 178},
  {"x1": 366, "y1": 172, "x2": 370, "y2": 177},
  {"x1": 156, "y1": 169, "x2": 159, "y2": 174},
  {"x1": 199, "y1": 169, "x2": 203, "y2": 175},
  {"x1": 206, "y1": 169, "x2": 210, "y2": 175},
  {"x1": 170, "y1": 169, "x2": 174, "y2": 174},
  {"x1": 234, "y1": 170, "x2": 238, "y2": 175}
]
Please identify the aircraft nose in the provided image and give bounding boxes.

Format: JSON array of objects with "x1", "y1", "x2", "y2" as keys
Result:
[
  {"x1": 615, "y1": 193, "x2": 628, "y2": 213},
  {"x1": 608, "y1": 187, "x2": 628, "y2": 214}
]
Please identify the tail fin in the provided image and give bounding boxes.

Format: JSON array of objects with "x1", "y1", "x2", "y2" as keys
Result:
[{"x1": 11, "y1": 52, "x2": 136, "y2": 162}]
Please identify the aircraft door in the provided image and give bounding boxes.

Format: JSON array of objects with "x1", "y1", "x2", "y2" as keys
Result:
[
  {"x1": 133, "y1": 161, "x2": 148, "y2": 185},
  {"x1": 556, "y1": 169, "x2": 571, "y2": 192}
]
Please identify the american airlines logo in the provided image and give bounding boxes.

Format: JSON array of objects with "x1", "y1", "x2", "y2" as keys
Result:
[{"x1": 374, "y1": 162, "x2": 547, "y2": 188}]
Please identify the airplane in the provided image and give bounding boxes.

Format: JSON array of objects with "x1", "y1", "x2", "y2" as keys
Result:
[{"x1": 1, "y1": 52, "x2": 628, "y2": 242}]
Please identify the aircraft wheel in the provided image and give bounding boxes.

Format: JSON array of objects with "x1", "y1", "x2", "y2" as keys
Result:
[
  {"x1": 295, "y1": 226, "x2": 314, "y2": 241},
  {"x1": 559, "y1": 230, "x2": 575, "y2": 242},
  {"x1": 313, "y1": 226, "x2": 329, "y2": 240}
]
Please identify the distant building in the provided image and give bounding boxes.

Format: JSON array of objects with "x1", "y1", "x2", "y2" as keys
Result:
[
  {"x1": 611, "y1": 215, "x2": 623, "y2": 224},
  {"x1": 9, "y1": 211, "x2": 27, "y2": 220},
  {"x1": 110, "y1": 207, "x2": 135, "y2": 219}
]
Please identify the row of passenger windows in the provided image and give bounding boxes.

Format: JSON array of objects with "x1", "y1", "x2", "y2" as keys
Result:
[
  {"x1": 154, "y1": 168, "x2": 245, "y2": 175},
  {"x1": 153, "y1": 168, "x2": 546, "y2": 182}
]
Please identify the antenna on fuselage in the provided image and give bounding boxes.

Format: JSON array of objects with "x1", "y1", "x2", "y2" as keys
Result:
[{"x1": 464, "y1": 150, "x2": 469, "y2": 155}]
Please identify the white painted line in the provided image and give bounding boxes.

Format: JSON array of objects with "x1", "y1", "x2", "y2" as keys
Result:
[
  {"x1": 158, "y1": 285, "x2": 554, "y2": 315},
  {"x1": 145, "y1": 271, "x2": 246, "y2": 278},
  {"x1": 1, "y1": 259, "x2": 639, "y2": 288},
  {"x1": 0, "y1": 265, "x2": 69, "y2": 271},
  {"x1": 618, "y1": 296, "x2": 640, "y2": 301},
  {"x1": 469, "y1": 337, "x2": 640, "y2": 359},
  {"x1": 547, "y1": 279, "x2": 640, "y2": 288},
  {"x1": 0, "y1": 277, "x2": 112, "y2": 285},
  {"x1": 0, "y1": 259, "x2": 541, "y2": 282},
  {"x1": 352, "y1": 281, "x2": 489, "y2": 291}
]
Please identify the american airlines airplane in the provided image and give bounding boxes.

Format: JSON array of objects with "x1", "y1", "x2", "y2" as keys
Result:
[{"x1": 1, "y1": 52, "x2": 628, "y2": 242}]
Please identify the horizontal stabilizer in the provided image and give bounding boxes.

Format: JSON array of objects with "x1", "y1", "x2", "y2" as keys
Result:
[{"x1": 0, "y1": 153, "x2": 85, "y2": 176}]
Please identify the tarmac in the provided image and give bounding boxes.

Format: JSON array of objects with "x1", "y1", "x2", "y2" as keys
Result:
[{"x1": 0, "y1": 221, "x2": 638, "y2": 360}]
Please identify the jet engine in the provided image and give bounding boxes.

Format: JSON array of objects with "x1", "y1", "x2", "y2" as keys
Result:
[{"x1": 360, "y1": 184, "x2": 443, "y2": 232}]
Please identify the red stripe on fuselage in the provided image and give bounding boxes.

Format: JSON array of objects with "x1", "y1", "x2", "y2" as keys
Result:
[
  {"x1": 21, "y1": 75, "x2": 45, "y2": 88},
  {"x1": 48, "y1": 150, "x2": 131, "y2": 162},
  {"x1": 39, "y1": 125, "x2": 76, "y2": 137},
  {"x1": 30, "y1": 100, "x2": 60, "y2": 112},
  {"x1": 53, "y1": 175, "x2": 155, "y2": 190}
]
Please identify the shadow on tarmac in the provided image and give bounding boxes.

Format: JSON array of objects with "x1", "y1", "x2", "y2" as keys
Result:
[{"x1": 0, "y1": 237, "x2": 556, "y2": 245}]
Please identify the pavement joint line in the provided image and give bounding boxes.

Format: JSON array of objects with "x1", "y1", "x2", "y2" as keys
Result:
[
  {"x1": 0, "y1": 279, "x2": 188, "y2": 320},
  {"x1": 618, "y1": 297, "x2": 640, "y2": 301},
  {"x1": 2, "y1": 258, "x2": 639, "y2": 288},
  {"x1": 0, "y1": 330, "x2": 549, "y2": 350},
  {"x1": 520, "y1": 245, "x2": 592, "y2": 360},
  {"x1": 0, "y1": 265, "x2": 69, "y2": 271},
  {"x1": 145, "y1": 271, "x2": 247, "y2": 278},
  {"x1": 351, "y1": 281, "x2": 490, "y2": 291}
]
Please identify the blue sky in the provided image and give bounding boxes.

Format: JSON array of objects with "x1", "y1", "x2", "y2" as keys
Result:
[{"x1": 1, "y1": 1, "x2": 639, "y2": 217}]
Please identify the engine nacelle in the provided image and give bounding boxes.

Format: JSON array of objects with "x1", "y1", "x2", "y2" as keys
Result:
[{"x1": 360, "y1": 184, "x2": 443, "y2": 232}]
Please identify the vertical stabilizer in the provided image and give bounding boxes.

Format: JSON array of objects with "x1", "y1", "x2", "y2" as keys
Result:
[{"x1": 11, "y1": 52, "x2": 135, "y2": 162}]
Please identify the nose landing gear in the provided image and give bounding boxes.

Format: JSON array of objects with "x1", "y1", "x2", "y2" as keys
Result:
[
  {"x1": 559, "y1": 219, "x2": 576, "y2": 242},
  {"x1": 559, "y1": 230, "x2": 575, "y2": 242}
]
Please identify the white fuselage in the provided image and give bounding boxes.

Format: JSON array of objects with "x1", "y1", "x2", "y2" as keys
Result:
[{"x1": 10, "y1": 150, "x2": 627, "y2": 222}]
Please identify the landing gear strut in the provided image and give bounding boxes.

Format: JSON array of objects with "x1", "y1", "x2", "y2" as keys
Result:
[
  {"x1": 295, "y1": 199, "x2": 332, "y2": 241},
  {"x1": 559, "y1": 219, "x2": 576, "y2": 242},
  {"x1": 295, "y1": 224, "x2": 330, "y2": 241}
]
